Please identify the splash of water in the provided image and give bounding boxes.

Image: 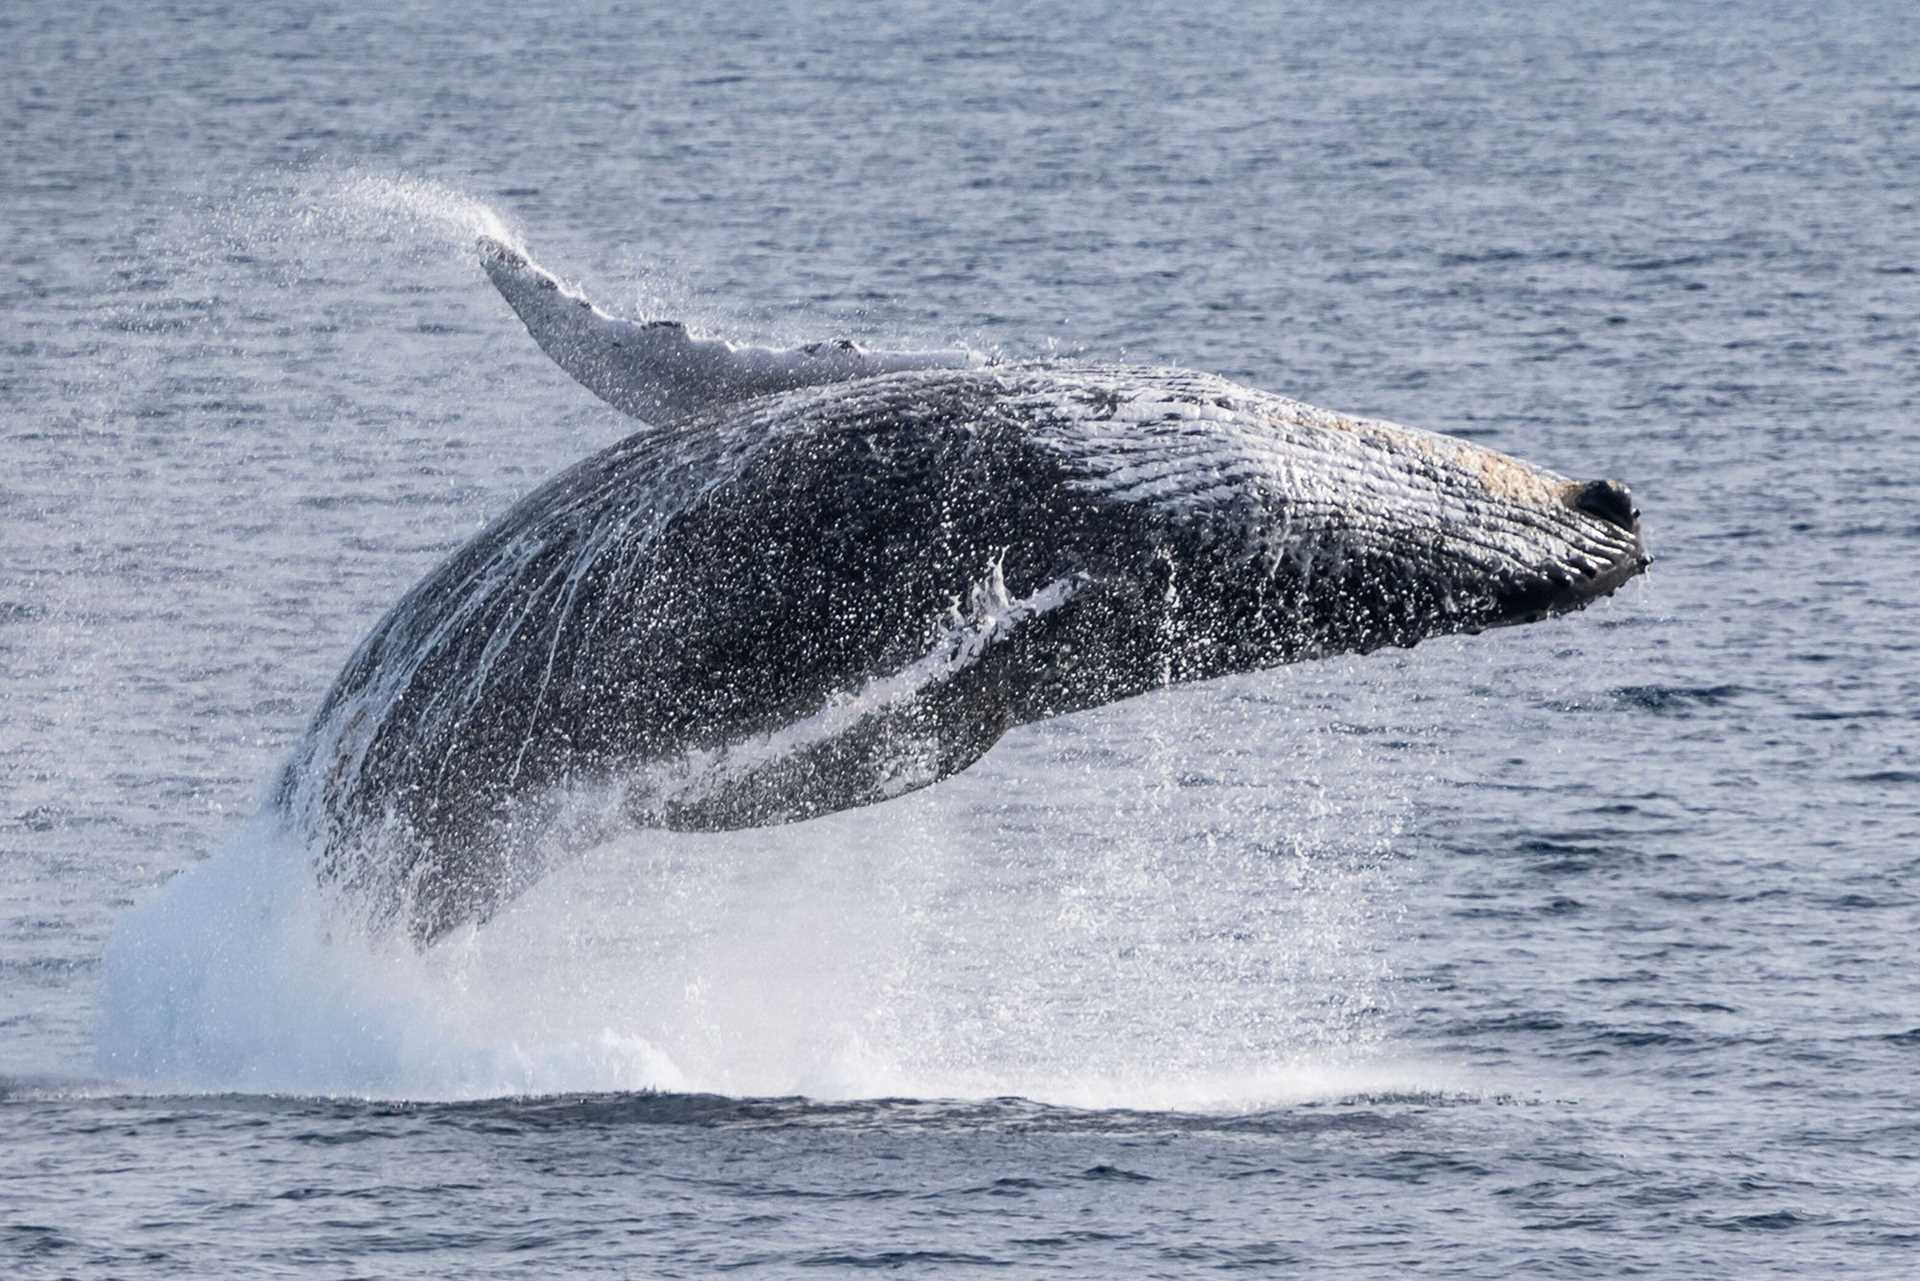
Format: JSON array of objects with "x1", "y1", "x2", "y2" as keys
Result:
[
  {"x1": 90, "y1": 173, "x2": 1423, "y2": 1109},
  {"x1": 97, "y1": 686, "x2": 1414, "y2": 1106},
  {"x1": 321, "y1": 173, "x2": 526, "y2": 254}
]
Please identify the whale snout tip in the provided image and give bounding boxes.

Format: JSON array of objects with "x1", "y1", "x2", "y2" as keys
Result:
[
  {"x1": 1515, "y1": 476, "x2": 1649, "y2": 620},
  {"x1": 1572, "y1": 478, "x2": 1639, "y2": 532}
]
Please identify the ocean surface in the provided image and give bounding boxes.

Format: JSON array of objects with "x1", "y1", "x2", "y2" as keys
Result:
[{"x1": 4, "y1": 0, "x2": 1918, "y2": 1275}]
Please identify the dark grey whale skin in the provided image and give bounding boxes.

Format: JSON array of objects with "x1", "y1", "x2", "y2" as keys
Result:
[{"x1": 278, "y1": 355, "x2": 1645, "y2": 944}]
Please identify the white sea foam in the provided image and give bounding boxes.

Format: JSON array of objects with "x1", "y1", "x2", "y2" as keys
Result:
[
  {"x1": 96, "y1": 684, "x2": 1421, "y2": 1111},
  {"x1": 94, "y1": 813, "x2": 687, "y2": 1098}
]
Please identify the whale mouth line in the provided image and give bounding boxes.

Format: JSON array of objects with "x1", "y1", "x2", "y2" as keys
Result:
[
  {"x1": 1491, "y1": 527, "x2": 1650, "y2": 630},
  {"x1": 1579, "y1": 513, "x2": 1652, "y2": 597}
]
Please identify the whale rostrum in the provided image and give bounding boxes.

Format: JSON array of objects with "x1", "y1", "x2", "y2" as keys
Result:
[{"x1": 276, "y1": 233, "x2": 1649, "y2": 944}]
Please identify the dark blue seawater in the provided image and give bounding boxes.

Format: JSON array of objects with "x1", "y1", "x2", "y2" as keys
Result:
[{"x1": 4, "y1": 0, "x2": 1918, "y2": 1275}]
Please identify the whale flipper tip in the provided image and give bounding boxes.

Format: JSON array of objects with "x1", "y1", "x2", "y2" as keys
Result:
[{"x1": 477, "y1": 235, "x2": 529, "y2": 273}]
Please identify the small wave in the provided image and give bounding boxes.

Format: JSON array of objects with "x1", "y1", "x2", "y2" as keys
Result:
[
  {"x1": 1081, "y1": 1164, "x2": 1154, "y2": 1183},
  {"x1": 1708, "y1": 1210, "x2": 1817, "y2": 1232},
  {"x1": 1438, "y1": 247, "x2": 1583, "y2": 268},
  {"x1": 1610, "y1": 683, "x2": 1746, "y2": 713},
  {"x1": 1793, "y1": 709, "x2": 1898, "y2": 722},
  {"x1": 1616, "y1": 254, "x2": 1716, "y2": 272},
  {"x1": 800, "y1": 1249, "x2": 1007, "y2": 1269},
  {"x1": 10, "y1": 804, "x2": 72, "y2": 832}
]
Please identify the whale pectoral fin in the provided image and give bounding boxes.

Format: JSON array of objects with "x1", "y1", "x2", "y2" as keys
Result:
[
  {"x1": 632, "y1": 700, "x2": 1008, "y2": 833},
  {"x1": 616, "y1": 571, "x2": 1097, "y2": 833},
  {"x1": 478, "y1": 237, "x2": 982, "y2": 425}
]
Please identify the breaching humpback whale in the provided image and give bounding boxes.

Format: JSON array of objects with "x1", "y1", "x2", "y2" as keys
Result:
[{"x1": 277, "y1": 234, "x2": 1648, "y2": 944}]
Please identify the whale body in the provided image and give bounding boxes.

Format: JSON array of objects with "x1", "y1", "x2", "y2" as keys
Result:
[{"x1": 276, "y1": 235, "x2": 1648, "y2": 944}]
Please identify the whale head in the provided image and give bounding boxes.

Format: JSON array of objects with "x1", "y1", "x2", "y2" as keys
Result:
[{"x1": 1007, "y1": 371, "x2": 1649, "y2": 707}]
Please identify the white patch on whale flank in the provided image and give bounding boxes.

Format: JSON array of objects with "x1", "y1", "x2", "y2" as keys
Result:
[{"x1": 642, "y1": 567, "x2": 1091, "y2": 813}]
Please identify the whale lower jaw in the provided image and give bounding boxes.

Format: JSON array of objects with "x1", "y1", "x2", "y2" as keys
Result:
[{"x1": 1496, "y1": 523, "x2": 1651, "y2": 629}]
